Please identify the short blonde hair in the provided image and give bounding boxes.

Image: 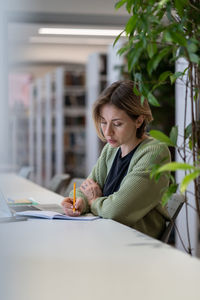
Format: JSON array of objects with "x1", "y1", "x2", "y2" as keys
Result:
[{"x1": 92, "y1": 80, "x2": 153, "y2": 141}]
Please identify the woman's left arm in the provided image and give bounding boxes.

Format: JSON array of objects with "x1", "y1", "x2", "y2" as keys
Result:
[
  {"x1": 68, "y1": 143, "x2": 112, "y2": 213},
  {"x1": 89, "y1": 143, "x2": 171, "y2": 223}
]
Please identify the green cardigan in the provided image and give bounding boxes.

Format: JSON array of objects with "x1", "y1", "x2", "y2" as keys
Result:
[{"x1": 70, "y1": 137, "x2": 171, "y2": 239}]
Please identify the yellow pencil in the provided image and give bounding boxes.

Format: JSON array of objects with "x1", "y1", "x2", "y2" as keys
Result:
[{"x1": 73, "y1": 182, "x2": 76, "y2": 213}]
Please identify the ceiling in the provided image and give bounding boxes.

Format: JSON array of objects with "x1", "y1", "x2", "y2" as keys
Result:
[
  {"x1": 8, "y1": 22, "x2": 126, "y2": 65},
  {"x1": 5, "y1": 0, "x2": 129, "y2": 74}
]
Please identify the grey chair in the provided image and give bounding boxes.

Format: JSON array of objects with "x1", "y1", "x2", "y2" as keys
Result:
[
  {"x1": 48, "y1": 173, "x2": 71, "y2": 195},
  {"x1": 64, "y1": 177, "x2": 85, "y2": 197},
  {"x1": 160, "y1": 193, "x2": 185, "y2": 243},
  {"x1": 18, "y1": 166, "x2": 33, "y2": 179}
]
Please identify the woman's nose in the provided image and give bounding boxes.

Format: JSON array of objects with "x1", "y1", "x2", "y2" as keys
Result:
[{"x1": 105, "y1": 124, "x2": 113, "y2": 136}]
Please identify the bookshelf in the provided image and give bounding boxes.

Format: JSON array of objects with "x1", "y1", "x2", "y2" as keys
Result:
[
  {"x1": 86, "y1": 45, "x2": 123, "y2": 175},
  {"x1": 29, "y1": 65, "x2": 86, "y2": 187},
  {"x1": 10, "y1": 102, "x2": 29, "y2": 170},
  {"x1": 29, "y1": 78, "x2": 45, "y2": 185},
  {"x1": 28, "y1": 45, "x2": 122, "y2": 186},
  {"x1": 86, "y1": 53, "x2": 106, "y2": 175},
  {"x1": 55, "y1": 67, "x2": 86, "y2": 179},
  {"x1": 8, "y1": 73, "x2": 32, "y2": 173}
]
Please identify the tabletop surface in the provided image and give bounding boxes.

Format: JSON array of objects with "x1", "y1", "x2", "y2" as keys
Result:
[{"x1": 1, "y1": 173, "x2": 200, "y2": 300}]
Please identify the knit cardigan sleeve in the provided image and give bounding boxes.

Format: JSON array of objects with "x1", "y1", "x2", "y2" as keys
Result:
[
  {"x1": 90, "y1": 138, "x2": 171, "y2": 226},
  {"x1": 69, "y1": 143, "x2": 116, "y2": 213}
]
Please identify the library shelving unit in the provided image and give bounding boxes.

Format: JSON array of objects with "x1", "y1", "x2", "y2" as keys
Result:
[
  {"x1": 9, "y1": 73, "x2": 34, "y2": 174},
  {"x1": 10, "y1": 102, "x2": 29, "y2": 171},
  {"x1": 28, "y1": 46, "x2": 122, "y2": 187},
  {"x1": 86, "y1": 53, "x2": 107, "y2": 175},
  {"x1": 86, "y1": 45, "x2": 123, "y2": 175},
  {"x1": 29, "y1": 65, "x2": 86, "y2": 187},
  {"x1": 29, "y1": 78, "x2": 45, "y2": 185},
  {"x1": 54, "y1": 66, "x2": 86, "y2": 180}
]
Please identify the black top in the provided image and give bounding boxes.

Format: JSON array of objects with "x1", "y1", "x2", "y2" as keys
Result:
[{"x1": 103, "y1": 144, "x2": 140, "y2": 196}]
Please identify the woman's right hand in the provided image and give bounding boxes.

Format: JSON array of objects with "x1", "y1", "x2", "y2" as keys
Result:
[{"x1": 61, "y1": 197, "x2": 85, "y2": 216}]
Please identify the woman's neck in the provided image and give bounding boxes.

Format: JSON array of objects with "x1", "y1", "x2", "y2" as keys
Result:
[{"x1": 120, "y1": 134, "x2": 148, "y2": 157}]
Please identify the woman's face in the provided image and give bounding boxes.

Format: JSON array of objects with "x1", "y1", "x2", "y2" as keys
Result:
[{"x1": 99, "y1": 104, "x2": 142, "y2": 154}]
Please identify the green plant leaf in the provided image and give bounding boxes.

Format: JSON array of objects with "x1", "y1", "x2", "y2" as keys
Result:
[
  {"x1": 169, "y1": 126, "x2": 178, "y2": 146},
  {"x1": 174, "y1": 0, "x2": 188, "y2": 17},
  {"x1": 185, "y1": 123, "x2": 192, "y2": 139},
  {"x1": 133, "y1": 85, "x2": 140, "y2": 96},
  {"x1": 152, "y1": 82, "x2": 162, "y2": 92},
  {"x1": 158, "y1": 0, "x2": 170, "y2": 8},
  {"x1": 147, "y1": 42, "x2": 158, "y2": 59},
  {"x1": 194, "y1": 88, "x2": 199, "y2": 101},
  {"x1": 117, "y1": 44, "x2": 129, "y2": 55},
  {"x1": 163, "y1": 30, "x2": 173, "y2": 43},
  {"x1": 141, "y1": 95, "x2": 145, "y2": 105},
  {"x1": 189, "y1": 136, "x2": 193, "y2": 150},
  {"x1": 125, "y1": 15, "x2": 138, "y2": 34},
  {"x1": 170, "y1": 31, "x2": 187, "y2": 46},
  {"x1": 147, "y1": 47, "x2": 170, "y2": 75},
  {"x1": 170, "y1": 71, "x2": 184, "y2": 84},
  {"x1": 157, "y1": 162, "x2": 197, "y2": 173},
  {"x1": 128, "y1": 45, "x2": 143, "y2": 71},
  {"x1": 114, "y1": 30, "x2": 126, "y2": 47},
  {"x1": 141, "y1": 84, "x2": 150, "y2": 97},
  {"x1": 147, "y1": 92, "x2": 160, "y2": 107},
  {"x1": 187, "y1": 42, "x2": 198, "y2": 53},
  {"x1": 180, "y1": 170, "x2": 200, "y2": 193},
  {"x1": 115, "y1": 0, "x2": 127, "y2": 10},
  {"x1": 126, "y1": 0, "x2": 133, "y2": 13},
  {"x1": 150, "y1": 163, "x2": 162, "y2": 181},
  {"x1": 158, "y1": 71, "x2": 172, "y2": 82},
  {"x1": 189, "y1": 53, "x2": 200, "y2": 64},
  {"x1": 149, "y1": 130, "x2": 175, "y2": 146},
  {"x1": 161, "y1": 183, "x2": 178, "y2": 206}
]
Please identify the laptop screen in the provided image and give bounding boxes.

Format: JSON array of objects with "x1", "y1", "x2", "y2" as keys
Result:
[{"x1": 0, "y1": 189, "x2": 13, "y2": 218}]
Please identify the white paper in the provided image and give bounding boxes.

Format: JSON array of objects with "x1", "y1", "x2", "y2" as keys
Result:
[{"x1": 16, "y1": 211, "x2": 100, "y2": 221}]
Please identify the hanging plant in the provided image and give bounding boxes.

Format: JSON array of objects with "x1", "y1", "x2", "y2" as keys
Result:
[{"x1": 115, "y1": 0, "x2": 200, "y2": 254}]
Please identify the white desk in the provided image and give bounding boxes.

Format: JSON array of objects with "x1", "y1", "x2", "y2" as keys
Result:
[{"x1": 1, "y1": 174, "x2": 200, "y2": 300}]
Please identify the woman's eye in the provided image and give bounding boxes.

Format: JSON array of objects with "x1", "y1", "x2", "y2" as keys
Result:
[
  {"x1": 100, "y1": 122, "x2": 107, "y2": 126},
  {"x1": 114, "y1": 123, "x2": 122, "y2": 127}
]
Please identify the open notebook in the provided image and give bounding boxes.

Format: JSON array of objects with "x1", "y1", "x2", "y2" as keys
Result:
[
  {"x1": 16, "y1": 210, "x2": 100, "y2": 220},
  {"x1": 10, "y1": 203, "x2": 99, "y2": 220}
]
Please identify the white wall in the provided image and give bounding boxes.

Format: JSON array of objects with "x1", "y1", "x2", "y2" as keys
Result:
[{"x1": 0, "y1": 3, "x2": 10, "y2": 170}]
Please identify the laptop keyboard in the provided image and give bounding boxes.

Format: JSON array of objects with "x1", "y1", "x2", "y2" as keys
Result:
[
  {"x1": 10, "y1": 205, "x2": 41, "y2": 212},
  {"x1": 9, "y1": 203, "x2": 64, "y2": 214}
]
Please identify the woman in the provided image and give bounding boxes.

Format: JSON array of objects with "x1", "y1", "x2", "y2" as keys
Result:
[{"x1": 62, "y1": 80, "x2": 170, "y2": 239}]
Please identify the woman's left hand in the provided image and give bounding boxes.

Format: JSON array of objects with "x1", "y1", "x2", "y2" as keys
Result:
[{"x1": 80, "y1": 178, "x2": 102, "y2": 205}]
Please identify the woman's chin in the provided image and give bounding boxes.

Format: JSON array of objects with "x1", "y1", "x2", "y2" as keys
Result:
[{"x1": 107, "y1": 141, "x2": 119, "y2": 147}]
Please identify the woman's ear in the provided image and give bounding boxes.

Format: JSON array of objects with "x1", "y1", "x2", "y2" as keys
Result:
[{"x1": 136, "y1": 115, "x2": 145, "y2": 128}]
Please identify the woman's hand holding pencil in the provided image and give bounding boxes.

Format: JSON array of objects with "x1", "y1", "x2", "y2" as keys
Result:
[
  {"x1": 62, "y1": 182, "x2": 85, "y2": 216},
  {"x1": 61, "y1": 196, "x2": 85, "y2": 217}
]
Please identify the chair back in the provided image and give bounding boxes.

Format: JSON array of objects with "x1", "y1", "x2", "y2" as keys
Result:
[
  {"x1": 48, "y1": 173, "x2": 71, "y2": 195},
  {"x1": 18, "y1": 166, "x2": 33, "y2": 179},
  {"x1": 160, "y1": 193, "x2": 185, "y2": 243}
]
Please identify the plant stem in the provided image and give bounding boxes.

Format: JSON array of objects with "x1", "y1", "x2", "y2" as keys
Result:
[
  {"x1": 184, "y1": 74, "x2": 192, "y2": 253},
  {"x1": 174, "y1": 219, "x2": 191, "y2": 254},
  {"x1": 189, "y1": 63, "x2": 200, "y2": 220}
]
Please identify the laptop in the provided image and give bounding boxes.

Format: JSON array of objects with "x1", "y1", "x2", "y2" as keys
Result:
[
  {"x1": 0, "y1": 189, "x2": 27, "y2": 222},
  {"x1": 10, "y1": 203, "x2": 65, "y2": 214},
  {"x1": 0, "y1": 190, "x2": 65, "y2": 222}
]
